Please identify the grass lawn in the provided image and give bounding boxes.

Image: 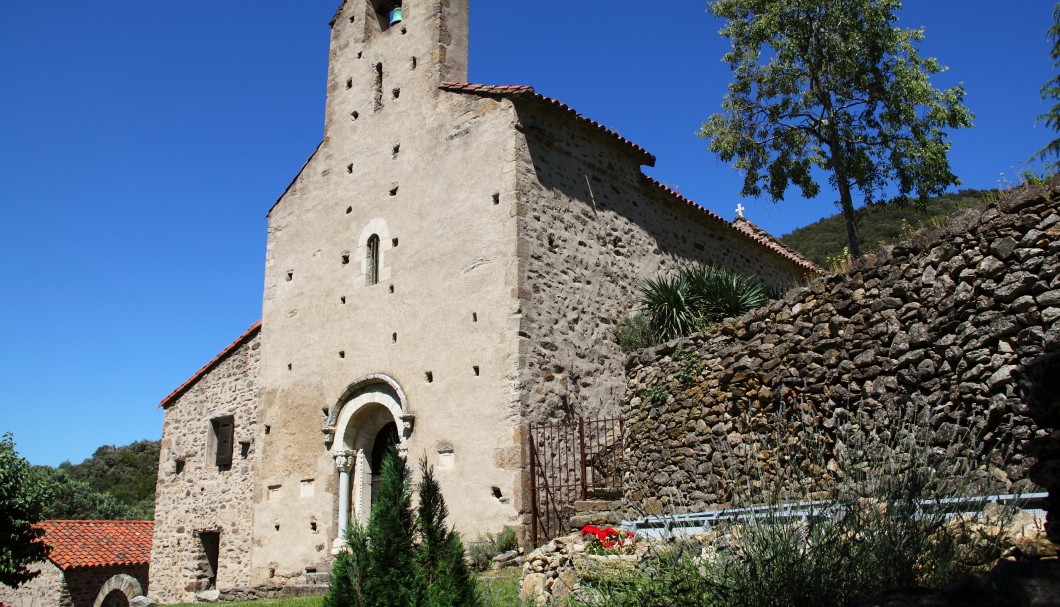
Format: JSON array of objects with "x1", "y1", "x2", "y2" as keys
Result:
[{"x1": 166, "y1": 569, "x2": 523, "y2": 607}]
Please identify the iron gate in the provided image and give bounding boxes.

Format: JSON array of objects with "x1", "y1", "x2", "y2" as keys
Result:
[{"x1": 528, "y1": 417, "x2": 624, "y2": 546}]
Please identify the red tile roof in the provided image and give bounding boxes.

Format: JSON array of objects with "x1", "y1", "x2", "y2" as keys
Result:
[
  {"x1": 38, "y1": 521, "x2": 154, "y2": 570},
  {"x1": 440, "y1": 82, "x2": 656, "y2": 166},
  {"x1": 158, "y1": 321, "x2": 262, "y2": 408}
]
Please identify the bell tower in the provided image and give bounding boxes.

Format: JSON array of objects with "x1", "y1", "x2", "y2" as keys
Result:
[{"x1": 323, "y1": 0, "x2": 469, "y2": 135}]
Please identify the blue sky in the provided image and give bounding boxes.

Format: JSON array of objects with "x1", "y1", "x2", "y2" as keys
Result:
[{"x1": 0, "y1": 1, "x2": 1054, "y2": 466}]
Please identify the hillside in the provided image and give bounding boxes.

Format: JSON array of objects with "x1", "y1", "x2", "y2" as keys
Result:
[
  {"x1": 31, "y1": 439, "x2": 159, "y2": 520},
  {"x1": 780, "y1": 188, "x2": 995, "y2": 266}
]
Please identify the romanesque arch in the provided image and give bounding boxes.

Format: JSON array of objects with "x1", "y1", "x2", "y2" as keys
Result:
[
  {"x1": 91, "y1": 574, "x2": 143, "y2": 607},
  {"x1": 325, "y1": 374, "x2": 414, "y2": 549}
]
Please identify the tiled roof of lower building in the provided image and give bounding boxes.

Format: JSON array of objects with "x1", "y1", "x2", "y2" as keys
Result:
[{"x1": 38, "y1": 521, "x2": 154, "y2": 570}]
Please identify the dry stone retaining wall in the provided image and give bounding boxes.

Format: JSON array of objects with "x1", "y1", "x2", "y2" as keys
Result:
[{"x1": 623, "y1": 182, "x2": 1060, "y2": 513}]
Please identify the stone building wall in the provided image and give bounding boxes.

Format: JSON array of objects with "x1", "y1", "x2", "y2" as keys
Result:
[
  {"x1": 512, "y1": 102, "x2": 813, "y2": 422},
  {"x1": 149, "y1": 329, "x2": 261, "y2": 604},
  {"x1": 623, "y1": 182, "x2": 1060, "y2": 513},
  {"x1": 253, "y1": 0, "x2": 526, "y2": 582},
  {"x1": 64, "y1": 566, "x2": 149, "y2": 607},
  {"x1": 0, "y1": 564, "x2": 149, "y2": 607},
  {"x1": 0, "y1": 561, "x2": 65, "y2": 607}
]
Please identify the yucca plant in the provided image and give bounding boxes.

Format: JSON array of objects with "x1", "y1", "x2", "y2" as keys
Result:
[{"x1": 640, "y1": 265, "x2": 770, "y2": 343}]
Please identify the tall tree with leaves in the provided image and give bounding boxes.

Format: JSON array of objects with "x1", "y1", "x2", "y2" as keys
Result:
[
  {"x1": 1033, "y1": 2, "x2": 1060, "y2": 172},
  {"x1": 0, "y1": 433, "x2": 51, "y2": 589},
  {"x1": 416, "y1": 458, "x2": 479, "y2": 607},
  {"x1": 701, "y1": 0, "x2": 972, "y2": 257}
]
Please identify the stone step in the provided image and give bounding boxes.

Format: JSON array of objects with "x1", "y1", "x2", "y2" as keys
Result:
[
  {"x1": 280, "y1": 584, "x2": 330, "y2": 598},
  {"x1": 306, "y1": 572, "x2": 332, "y2": 585}
]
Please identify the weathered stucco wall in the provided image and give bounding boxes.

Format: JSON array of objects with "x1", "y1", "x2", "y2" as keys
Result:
[
  {"x1": 150, "y1": 330, "x2": 261, "y2": 604},
  {"x1": 623, "y1": 183, "x2": 1060, "y2": 513},
  {"x1": 512, "y1": 102, "x2": 812, "y2": 423},
  {"x1": 254, "y1": 0, "x2": 524, "y2": 583}
]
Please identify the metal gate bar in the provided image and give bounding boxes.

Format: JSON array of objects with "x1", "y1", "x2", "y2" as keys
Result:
[{"x1": 527, "y1": 417, "x2": 624, "y2": 546}]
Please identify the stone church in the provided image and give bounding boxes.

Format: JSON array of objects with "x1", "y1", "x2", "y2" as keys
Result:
[{"x1": 149, "y1": 0, "x2": 817, "y2": 602}]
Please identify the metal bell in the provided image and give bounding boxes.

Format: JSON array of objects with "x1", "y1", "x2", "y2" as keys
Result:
[{"x1": 389, "y1": 6, "x2": 403, "y2": 26}]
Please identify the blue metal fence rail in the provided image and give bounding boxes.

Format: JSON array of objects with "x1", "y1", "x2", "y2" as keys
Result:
[{"x1": 624, "y1": 492, "x2": 1050, "y2": 540}]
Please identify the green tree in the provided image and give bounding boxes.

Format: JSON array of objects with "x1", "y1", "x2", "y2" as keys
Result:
[
  {"x1": 1033, "y1": 3, "x2": 1060, "y2": 172},
  {"x1": 364, "y1": 448, "x2": 418, "y2": 607},
  {"x1": 29, "y1": 467, "x2": 140, "y2": 521},
  {"x1": 324, "y1": 451, "x2": 481, "y2": 607},
  {"x1": 416, "y1": 459, "x2": 479, "y2": 607},
  {"x1": 323, "y1": 522, "x2": 371, "y2": 607},
  {"x1": 325, "y1": 448, "x2": 418, "y2": 607},
  {"x1": 0, "y1": 433, "x2": 51, "y2": 588},
  {"x1": 700, "y1": 0, "x2": 972, "y2": 257}
]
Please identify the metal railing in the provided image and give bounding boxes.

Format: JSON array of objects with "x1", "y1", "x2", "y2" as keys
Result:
[
  {"x1": 625, "y1": 492, "x2": 1050, "y2": 540},
  {"x1": 528, "y1": 417, "x2": 624, "y2": 546}
]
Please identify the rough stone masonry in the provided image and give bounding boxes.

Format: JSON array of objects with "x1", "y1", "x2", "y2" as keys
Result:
[{"x1": 623, "y1": 179, "x2": 1060, "y2": 514}]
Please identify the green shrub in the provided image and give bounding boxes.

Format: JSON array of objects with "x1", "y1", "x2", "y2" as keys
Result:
[
  {"x1": 616, "y1": 314, "x2": 657, "y2": 352},
  {"x1": 417, "y1": 459, "x2": 480, "y2": 607},
  {"x1": 575, "y1": 404, "x2": 1016, "y2": 607},
  {"x1": 640, "y1": 265, "x2": 771, "y2": 343},
  {"x1": 575, "y1": 543, "x2": 714, "y2": 607},
  {"x1": 467, "y1": 526, "x2": 520, "y2": 571},
  {"x1": 325, "y1": 449, "x2": 479, "y2": 607}
]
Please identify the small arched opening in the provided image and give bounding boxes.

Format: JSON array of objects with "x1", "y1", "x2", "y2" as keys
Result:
[
  {"x1": 100, "y1": 590, "x2": 129, "y2": 607},
  {"x1": 369, "y1": 422, "x2": 399, "y2": 507},
  {"x1": 327, "y1": 376, "x2": 413, "y2": 551}
]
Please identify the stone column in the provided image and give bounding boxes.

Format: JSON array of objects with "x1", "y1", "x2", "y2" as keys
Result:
[
  {"x1": 333, "y1": 450, "x2": 354, "y2": 551},
  {"x1": 354, "y1": 448, "x2": 368, "y2": 523}
]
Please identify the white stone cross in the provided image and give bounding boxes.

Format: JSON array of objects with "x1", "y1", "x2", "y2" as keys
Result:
[{"x1": 736, "y1": 203, "x2": 746, "y2": 218}]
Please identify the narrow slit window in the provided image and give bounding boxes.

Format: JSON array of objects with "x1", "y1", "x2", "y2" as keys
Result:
[
  {"x1": 374, "y1": 63, "x2": 384, "y2": 111},
  {"x1": 366, "y1": 234, "x2": 380, "y2": 286}
]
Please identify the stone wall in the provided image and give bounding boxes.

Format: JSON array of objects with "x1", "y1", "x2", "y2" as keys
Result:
[
  {"x1": 64, "y1": 566, "x2": 149, "y2": 607},
  {"x1": 0, "y1": 565, "x2": 149, "y2": 607},
  {"x1": 149, "y1": 328, "x2": 262, "y2": 604},
  {"x1": 0, "y1": 561, "x2": 65, "y2": 607},
  {"x1": 513, "y1": 102, "x2": 813, "y2": 423},
  {"x1": 623, "y1": 181, "x2": 1060, "y2": 513}
]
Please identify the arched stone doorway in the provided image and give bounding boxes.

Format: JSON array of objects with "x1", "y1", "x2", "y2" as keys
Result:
[
  {"x1": 91, "y1": 574, "x2": 143, "y2": 607},
  {"x1": 325, "y1": 375, "x2": 413, "y2": 550}
]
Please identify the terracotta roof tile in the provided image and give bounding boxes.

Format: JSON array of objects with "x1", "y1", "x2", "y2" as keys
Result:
[
  {"x1": 38, "y1": 521, "x2": 154, "y2": 570},
  {"x1": 158, "y1": 321, "x2": 261, "y2": 408},
  {"x1": 440, "y1": 82, "x2": 656, "y2": 166}
]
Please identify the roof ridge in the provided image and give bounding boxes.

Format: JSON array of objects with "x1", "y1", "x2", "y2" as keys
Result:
[
  {"x1": 439, "y1": 82, "x2": 655, "y2": 166},
  {"x1": 158, "y1": 320, "x2": 262, "y2": 408},
  {"x1": 646, "y1": 177, "x2": 820, "y2": 274}
]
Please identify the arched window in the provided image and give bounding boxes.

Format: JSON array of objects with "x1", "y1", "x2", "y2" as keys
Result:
[{"x1": 366, "y1": 234, "x2": 380, "y2": 286}]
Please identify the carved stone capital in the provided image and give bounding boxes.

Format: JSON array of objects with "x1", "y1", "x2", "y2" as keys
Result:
[
  {"x1": 400, "y1": 413, "x2": 416, "y2": 436},
  {"x1": 333, "y1": 450, "x2": 355, "y2": 473}
]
